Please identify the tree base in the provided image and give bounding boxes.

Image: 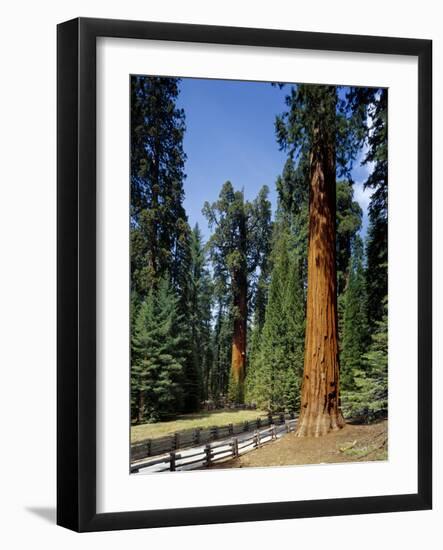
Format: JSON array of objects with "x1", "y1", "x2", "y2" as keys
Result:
[{"x1": 295, "y1": 411, "x2": 345, "y2": 438}]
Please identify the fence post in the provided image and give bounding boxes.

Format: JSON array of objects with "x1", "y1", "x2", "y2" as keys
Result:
[
  {"x1": 286, "y1": 421, "x2": 290, "y2": 433},
  {"x1": 205, "y1": 444, "x2": 212, "y2": 466},
  {"x1": 279, "y1": 412, "x2": 285, "y2": 424},
  {"x1": 210, "y1": 426, "x2": 218, "y2": 441},
  {"x1": 257, "y1": 417, "x2": 261, "y2": 429},
  {"x1": 173, "y1": 432, "x2": 180, "y2": 450},
  {"x1": 194, "y1": 427, "x2": 201, "y2": 445},
  {"x1": 169, "y1": 451, "x2": 176, "y2": 472},
  {"x1": 228, "y1": 423, "x2": 233, "y2": 435},
  {"x1": 146, "y1": 439, "x2": 152, "y2": 457},
  {"x1": 290, "y1": 410, "x2": 295, "y2": 420},
  {"x1": 254, "y1": 431, "x2": 261, "y2": 448},
  {"x1": 271, "y1": 425, "x2": 276, "y2": 440},
  {"x1": 233, "y1": 438, "x2": 239, "y2": 458}
]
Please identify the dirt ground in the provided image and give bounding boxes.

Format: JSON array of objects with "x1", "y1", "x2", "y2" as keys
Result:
[{"x1": 210, "y1": 420, "x2": 388, "y2": 469}]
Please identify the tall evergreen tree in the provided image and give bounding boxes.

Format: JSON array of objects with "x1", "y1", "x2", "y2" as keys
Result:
[
  {"x1": 246, "y1": 225, "x2": 305, "y2": 412},
  {"x1": 336, "y1": 180, "x2": 363, "y2": 344},
  {"x1": 348, "y1": 88, "x2": 388, "y2": 329},
  {"x1": 130, "y1": 75, "x2": 189, "y2": 295},
  {"x1": 246, "y1": 155, "x2": 308, "y2": 412},
  {"x1": 336, "y1": 180, "x2": 363, "y2": 294},
  {"x1": 131, "y1": 278, "x2": 186, "y2": 423},
  {"x1": 187, "y1": 225, "x2": 213, "y2": 403},
  {"x1": 210, "y1": 298, "x2": 232, "y2": 401},
  {"x1": 203, "y1": 182, "x2": 272, "y2": 403},
  {"x1": 130, "y1": 76, "x2": 199, "y2": 420},
  {"x1": 365, "y1": 90, "x2": 388, "y2": 329},
  {"x1": 343, "y1": 299, "x2": 388, "y2": 418},
  {"x1": 276, "y1": 84, "x2": 367, "y2": 436},
  {"x1": 341, "y1": 236, "x2": 369, "y2": 394}
]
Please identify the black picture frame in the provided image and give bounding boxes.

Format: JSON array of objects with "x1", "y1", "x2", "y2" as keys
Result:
[{"x1": 57, "y1": 17, "x2": 432, "y2": 532}]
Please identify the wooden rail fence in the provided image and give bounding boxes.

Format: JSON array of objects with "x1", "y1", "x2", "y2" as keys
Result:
[
  {"x1": 131, "y1": 418, "x2": 297, "y2": 473},
  {"x1": 131, "y1": 412, "x2": 296, "y2": 462}
]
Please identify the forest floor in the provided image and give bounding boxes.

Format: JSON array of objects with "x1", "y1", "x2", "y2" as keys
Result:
[
  {"x1": 209, "y1": 419, "x2": 388, "y2": 469},
  {"x1": 131, "y1": 409, "x2": 268, "y2": 443}
]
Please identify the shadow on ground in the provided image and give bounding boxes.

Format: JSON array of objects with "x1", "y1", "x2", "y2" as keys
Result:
[{"x1": 26, "y1": 507, "x2": 56, "y2": 524}]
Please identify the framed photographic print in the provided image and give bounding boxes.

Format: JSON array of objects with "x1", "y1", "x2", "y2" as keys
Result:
[{"x1": 57, "y1": 17, "x2": 432, "y2": 532}]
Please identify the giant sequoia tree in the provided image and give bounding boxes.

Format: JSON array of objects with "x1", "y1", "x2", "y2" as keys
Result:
[
  {"x1": 276, "y1": 84, "x2": 366, "y2": 436},
  {"x1": 204, "y1": 183, "x2": 272, "y2": 403}
]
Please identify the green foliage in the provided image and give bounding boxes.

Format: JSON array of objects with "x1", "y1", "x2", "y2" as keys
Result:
[
  {"x1": 130, "y1": 75, "x2": 189, "y2": 295},
  {"x1": 203, "y1": 182, "x2": 272, "y2": 297},
  {"x1": 203, "y1": 182, "x2": 272, "y2": 402},
  {"x1": 210, "y1": 300, "x2": 232, "y2": 399},
  {"x1": 348, "y1": 88, "x2": 388, "y2": 329},
  {"x1": 342, "y1": 300, "x2": 388, "y2": 419},
  {"x1": 130, "y1": 77, "x2": 207, "y2": 419},
  {"x1": 341, "y1": 236, "x2": 369, "y2": 391},
  {"x1": 131, "y1": 279, "x2": 186, "y2": 423},
  {"x1": 187, "y1": 225, "x2": 214, "y2": 403},
  {"x1": 129, "y1": 80, "x2": 388, "y2": 426},
  {"x1": 336, "y1": 181, "x2": 363, "y2": 294},
  {"x1": 276, "y1": 84, "x2": 366, "y2": 179},
  {"x1": 365, "y1": 88, "x2": 388, "y2": 329},
  {"x1": 246, "y1": 225, "x2": 305, "y2": 412}
]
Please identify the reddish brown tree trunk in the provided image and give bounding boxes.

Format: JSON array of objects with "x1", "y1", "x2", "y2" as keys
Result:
[
  {"x1": 295, "y1": 121, "x2": 345, "y2": 437},
  {"x1": 229, "y1": 204, "x2": 248, "y2": 404},
  {"x1": 230, "y1": 270, "x2": 247, "y2": 402}
]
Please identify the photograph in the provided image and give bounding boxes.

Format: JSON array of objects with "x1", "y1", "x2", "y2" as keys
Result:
[{"x1": 129, "y1": 75, "x2": 388, "y2": 473}]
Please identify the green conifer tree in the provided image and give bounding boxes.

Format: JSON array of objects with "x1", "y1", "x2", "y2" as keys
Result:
[
  {"x1": 131, "y1": 278, "x2": 185, "y2": 423},
  {"x1": 204, "y1": 182, "x2": 272, "y2": 403},
  {"x1": 341, "y1": 236, "x2": 369, "y2": 395},
  {"x1": 343, "y1": 300, "x2": 388, "y2": 419},
  {"x1": 246, "y1": 225, "x2": 305, "y2": 412}
]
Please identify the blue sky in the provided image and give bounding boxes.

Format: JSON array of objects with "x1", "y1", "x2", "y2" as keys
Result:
[{"x1": 177, "y1": 78, "x2": 373, "y2": 240}]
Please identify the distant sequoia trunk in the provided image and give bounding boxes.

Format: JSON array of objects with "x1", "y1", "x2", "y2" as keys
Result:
[
  {"x1": 230, "y1": 269, "x2": 247, "y2": 403},
  {"x1": 295, "y1": 115, "x2": 345, "y2": 437}
]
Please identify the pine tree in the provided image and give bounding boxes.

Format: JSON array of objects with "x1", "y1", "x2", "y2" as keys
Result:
[
  {"x1": 340, "y1": 236, "x2": 369, "y2": 394},
  {"x1": 246, "y1": 225, "x2": 305, "y2": 412},
  {"x1": 131, "y1": 278, "x2": 185, "y2": 423},
  {"x1": 343, "y1": 300, "x2": 388, "y2": 419}
]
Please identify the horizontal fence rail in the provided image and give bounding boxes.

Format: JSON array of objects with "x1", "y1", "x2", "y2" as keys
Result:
[
  {"x1": 131, "y1": 412, "x2": 296, "y2": 462},
  {"x1": 131, "y1": 417, "x2": 297, "y2": 473}
]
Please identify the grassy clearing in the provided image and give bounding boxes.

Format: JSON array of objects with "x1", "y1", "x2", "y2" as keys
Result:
[{"x1": 131, "y1": 409, "x2": 268, "y2": 443}]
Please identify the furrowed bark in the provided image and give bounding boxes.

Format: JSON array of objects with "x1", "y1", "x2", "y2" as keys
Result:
[{"x1": 296, "y1": 105, "x2": 345, "y2": 437}]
